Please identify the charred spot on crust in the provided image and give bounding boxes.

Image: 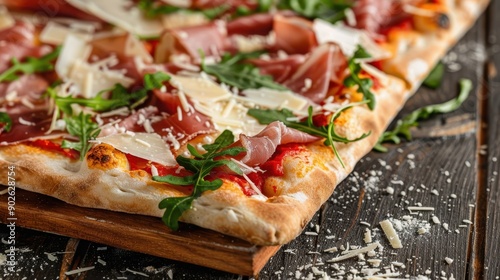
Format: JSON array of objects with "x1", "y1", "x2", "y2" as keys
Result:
[
  {"x1": 86, "y1": 144, "x2": 128, "y2": 171},
  {"x1": 436, "y1": 13, "x2": 450, "y2": 29}
]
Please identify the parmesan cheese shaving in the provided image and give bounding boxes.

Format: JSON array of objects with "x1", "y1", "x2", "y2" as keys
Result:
[
  {"x1": 379, "y1": 220, "x2": 403, "y2": 249},
  {"x1": 40, "y1": 21, "x2": 91, "y2": 45},
  {"x1": 312, "y1": 19, "x2": 390, "y2": 61},
  {"x1": 67, "y1": 0, "x2": 163, "y2": 37},
  {"x1": 326, "y1": 242, "x2": 380, "y2": 263},
  {"x1": 0, "y1": 7, "x2": 15, "y2": 30},
  {"x1": 65, "y1": 266, "x2": 95, "y2": 275},
  {"x1": 169, "y1": 74, "x2": 232, "y2": 102},
  {"x1": 96, "y1": 133, "x2": 176, "y2": 166}
]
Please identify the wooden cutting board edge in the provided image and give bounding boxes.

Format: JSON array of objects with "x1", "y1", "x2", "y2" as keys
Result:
[{"x1": 0, "y1": 189, "x2": 281, "y2": 276}]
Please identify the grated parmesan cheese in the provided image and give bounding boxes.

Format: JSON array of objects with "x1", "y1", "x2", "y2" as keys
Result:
[{"x1": 379, "y1": 220, "x2": 402, "y2": 249}]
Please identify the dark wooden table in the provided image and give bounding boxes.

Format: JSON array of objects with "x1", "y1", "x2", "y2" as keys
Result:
[{"x1": 1, "y1": 3, "x2": 499, "y2": 279}]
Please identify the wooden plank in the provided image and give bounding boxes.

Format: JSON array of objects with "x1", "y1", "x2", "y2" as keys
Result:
[
  {"x1": 0, "y1": 227, "x2": 70, "y2": 280},
  {"x1": 0, "y1": 8, "x2": 491, "y2": 280},
  {"x1": 483, "y1": 0, "x2": 500, "y2": 278},
  {"x1": 0, "y1": 189, "x2": 279, "y2": 276},
  {"x1": 257, "y1": 16, "x2": 486, "y2": 279}
]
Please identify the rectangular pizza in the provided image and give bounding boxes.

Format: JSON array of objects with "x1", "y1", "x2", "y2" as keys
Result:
[{"x1": 0, "y1": 0, "x2": 489, "y2": 250}]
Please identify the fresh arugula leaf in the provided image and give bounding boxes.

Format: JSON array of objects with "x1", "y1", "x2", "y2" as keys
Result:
[
  {"x1": 257, "y1": 0, "x2": 274, "y2": 12},
  {"x1": 143, "y1": 71, "x2": 171, "y2": 90},
  {"x1": 278, "y1": 0, "x2": 351, "y2": 24},
  {"x1": 153, "y1": 130, "x2": 246, "y2": 230},
  {"x1": 61, "y1": 112, "x2": 100, "y2": 161},
  {"x1": 344, "y1": 45, "x2": 376, "y2": 110},
  {"x1": 137, "y1": 0, "x2": 181, "y2": 17},
  {"x1": 0, "y1": 112, "x2": 12, "y2": 132},
  {"x1": 138, "y1": 0, "x2": 228, "y2": 19},
  {"x1": 202, "y1": 52, "x2": 288, "y2": 91},
  {"x1": 423, "y1": 62, "x2": 444, "y2": 89},
  {"x1": 248, "y1": 103, "x2": 371, "y2": 168},
  {"x1": 374, "y1": 79, "x2": 472, "y2": 152},
  {"x1": 0, "y1": 46, "x2": 61, "y2": 83},
  {"x1": 49, "y1": 72, "x2": 170, "y2": 115}
]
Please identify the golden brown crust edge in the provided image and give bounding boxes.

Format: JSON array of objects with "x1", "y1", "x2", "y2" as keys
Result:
[
  {"x1": 0, "y1": 0, "x2": 489, "y2": 245},
  {"x1": 0, "y1": 74, "x2": 408, "y2": 245},
  {"x1": 382, "y1": 0, "x2": 490, "y2": 88}
]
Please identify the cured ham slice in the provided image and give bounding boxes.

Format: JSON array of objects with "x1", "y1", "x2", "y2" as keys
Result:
[
  {"x1": 98, "y1": 106, "x2": 159, "y2": 137},
  {"x1": 0, "y1": 21, "x2": 53, "y2": 72},
  {"x1": 0, "y1": 21, "x2": 35, "y2": 45},
  {"x1": 2, "y1": 0, "x2": 103, "y2": 22},
  {"x1": 273, "y1": 15, "x2": 318, "y2": 55},
  {"x1": 0, "y1": 43, "x2": 52, "y2": 73},
  {"x1": 0, "y1": 109, "x2": 61, "y2": 143},
  {"x1": 154, "y1": 22, "x2": 229, "y2": 63},
  {"x1": 0, "y1": 74, "x2": 50, "y2": 115},
  {"x1": 227, "y1": 13, "x2": 275, "y2": 37},
  {"x1": 249, "y1": 55, "x2": 305, "y2": 83},
  {"x1": 283, "y1": 43, "x2": 347, "y2": 103},
  {"x1": 235, "y1": 121, "x2": 319, "y2": 166},
  {"x1": 151, "y1": 110, "x2": 215, "y2": 148},
  {"x1": 150, "y1": 90, "x2": 216, "y2": 146},
  {"x1": 352, "y1": 0, "x2": 424, "y2": 36}
]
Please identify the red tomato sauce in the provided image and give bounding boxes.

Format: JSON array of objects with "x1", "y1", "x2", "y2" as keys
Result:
[
  {"x1": 125, "y1": 153, "x2": 191, "y2": 177},
  {"x1": 125, "y1": 144, "x2": 304, "y2": 197},
  {"x1": 29, "y1": 139, "x2": 79, "y2": 159}
]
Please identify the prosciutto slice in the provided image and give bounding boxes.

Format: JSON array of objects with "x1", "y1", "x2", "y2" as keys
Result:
[
  {"x1": 283, "y1": 43, "x2": 347, "y2": 103},
  {"x1": 352, "y1": 0, "x2": 424, "y2": 36},
  {"x1": 0, "y1": 109, "x2": 58, "y2": 143},
  {"x1": 249, "y1": 55, "x2": 305, "y2": 83},
  {"x1": 227, "y1": 13, "x2": 275, "y2": 37},
  {"x1": 98, "y1": 106, "x2": 159, "y2": 137},
  {"x1": 2, "y1": 0, "x2": 103, "y2": 22},
  {"x1": 0, "y1": 21, "x2": 52, "y2": 72},
  {"x1": 235, "y1": 121, "x2": 319, "y2": 166},
  {"x1": 0, "y1": 21, "x2": 35, "y2": 45},
  {"x1": 272, "y1": 15, "x2": 318, "y2": 55},
  {"x1": 152, "y1": 110, "x2": 215, "y2": 147},
  {"x1": 154, "y1": 22, "x2": 229, "y2": 63},
  {"x1": 0, "y1": 75, "x2": 50, "y2": 115}
]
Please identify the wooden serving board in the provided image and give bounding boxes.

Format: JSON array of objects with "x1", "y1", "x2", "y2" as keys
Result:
[{"x1": 0, "y1": 189, "x2": 280, "y2": 276}]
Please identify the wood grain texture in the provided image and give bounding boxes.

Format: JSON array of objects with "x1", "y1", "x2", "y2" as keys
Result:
[
  {"x1": 484, "y1": 0, "x2": 500, "y2": 277},
  {"x1": 0, "y1": 6, "x2": 496, "y2": 280},
  {"x1": 0, "y1": 189, "x2": 279, "y2": 276}
]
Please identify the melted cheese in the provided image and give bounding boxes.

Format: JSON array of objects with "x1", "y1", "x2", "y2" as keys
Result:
[
  {"x1": 0, "y1": 6, "x2": 15, "y2": 30},
  {"x1": 67, "y1": 0, "x2": 163, "y2": 37},
  {"x1": 40, "y1": 21, "x2": 91, "y2": 45},
  {"x1": 96, "y1": 133, "x2": 176, "y2": 166},
  {"x1": 313, "y1": 19, "x2": 390, "y2": 61},
  {"x1": 169, "y1": 74, "x2": 232, "y2": 102},
  {"x1": 56, "y1": 34, "x2": 135, "y2": 98},
  {"x1": 238, "y1": 88, "x2": 309, "y2": 112}
]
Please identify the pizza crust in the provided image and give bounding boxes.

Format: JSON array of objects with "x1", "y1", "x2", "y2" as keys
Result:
[
  {"x1": 0, "y1": 0, "x2": 489, "y2": 245},
  {"x1": 0, "y1": 74, "x2": 408, "y2": 245},
  {"x1": 381, "y1": 0, "x2": 490, "y2": 88}
]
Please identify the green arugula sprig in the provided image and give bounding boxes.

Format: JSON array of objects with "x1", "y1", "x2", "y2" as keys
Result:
[
  {"x1": 0, "y1": 46, "x2": 61, "y2": 83},
  {"x1": 153, "y1": 130, "x2": 246, "y2": 230},
  {"x1": 374, "y1": 78, "x2": 472, "y2": 152},
  {"x1": 138, "y1": 0, "x2": 228, "y2": 19},
  {"x1": 423, "y1": 62, "x2": 445, "y2": 89},
  {"x1": 248, "y1": 103, "x2": 371, "y2": 168},
  {"x1": 344, "y1": 46, "x2": 376, "y2": 110},
  {"x1": 278, "y1": 0, "x2": 351, "y2": 24},
  {"x1": 202, "y1": 52, "x2": 288, "y2": 91},
  {"x1": 48, "y1": 72, "x2": 171, "y2": 115},
  {"x1": 61, "y1": 112, "x2": 100, "y2": 161},
  {"x1": 0, "y1": 112, "x2": 12, "y2": 132}
]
